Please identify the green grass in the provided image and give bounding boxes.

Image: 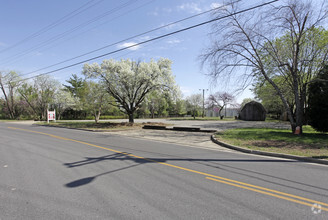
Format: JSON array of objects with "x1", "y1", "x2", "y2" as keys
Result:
[
  {"x1": 0, "y1": 119, "x2": 34, "y2": 122},
  {"x1": 38, "y1": 121, "x2": 168, "y2": 131},
  {"x1": 0, "y1": 119, "x2": 15, "y2": 122},
  {"x1": 215, "y1": 126, "x2": 328, "y2": 159},
  {"x1": 169, "y1": 117, "x2": 282, "y2": 122},
  {"x1": 169, "y1": 117, "x2": 236, "y2": 121}
]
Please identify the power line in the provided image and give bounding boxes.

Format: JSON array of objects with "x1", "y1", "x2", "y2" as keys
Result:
[
  {"x1": 22, "y1": 0, "x2": 155, "y2": 63},
  {"x1": 0, "y1": 0, "x2": 139, "y2": 65},
  {"x1": 17, "y1": 0, "x2": 240, "y2": 78},
  {"x1": 0, "y1": 0, "x2": 104, "y2": 54},
  {"x1": 17, "y1": 0, "x2": 279, "y2": 83}
]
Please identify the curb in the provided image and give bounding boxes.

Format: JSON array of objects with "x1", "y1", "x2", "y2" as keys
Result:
[
  {"x1": 142, "y1": 125, "x2": 216, "y2": 133},
  {"x1": 211, "y1": 135, "x2": 328, "y2": 165}
]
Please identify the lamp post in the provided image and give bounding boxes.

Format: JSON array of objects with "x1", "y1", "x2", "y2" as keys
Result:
[{"x1": 199, "y1": 89, "x2": 208, "y2": 118}]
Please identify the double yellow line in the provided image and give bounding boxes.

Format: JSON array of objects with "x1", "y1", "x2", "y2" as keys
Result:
[{"x1": 9, "y1": 126, "x2": 328, "y2": 212}]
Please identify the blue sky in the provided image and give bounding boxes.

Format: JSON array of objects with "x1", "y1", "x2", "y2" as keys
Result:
[{"x1": 0, "y1": 0, "x2": 263, "y2": 102}]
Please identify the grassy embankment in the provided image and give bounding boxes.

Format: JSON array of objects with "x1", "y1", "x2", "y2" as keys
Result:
[{"x1": 215, "y1": 126, "x2": 328, "y2": 159}]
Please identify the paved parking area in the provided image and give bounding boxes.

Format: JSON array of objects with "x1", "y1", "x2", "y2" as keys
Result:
[
  {"x1": 105, "y1": 118, "x2": 290, "y2": 131},
  {"x1": 108, "y1": 119, "x2": 290, "y2": 151},
  {"x1": 6, "y1": 119, "x2": 291, "y2": 152},
  {"x1": 111, "y1": 129, "x2": 233, "y2": 152}
]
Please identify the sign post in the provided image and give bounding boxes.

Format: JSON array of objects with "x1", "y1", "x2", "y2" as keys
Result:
[{"x1": 47, "y1": 109, "x2": 56, "y2": 123}]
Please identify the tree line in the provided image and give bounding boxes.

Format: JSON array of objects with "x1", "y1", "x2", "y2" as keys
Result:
[
  {"x1": 0, "y1": 58, "x2": 238, "y2": 123},
  {"x1": 1, "y1": 0, "x2": 327, "y2": 134}
]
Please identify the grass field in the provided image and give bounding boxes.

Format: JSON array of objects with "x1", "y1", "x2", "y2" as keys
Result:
[
  {"x1": 169, "y1": 117, "x2": 236, "y2": 121},
  {"x1": 39, "y1": 121, "x2": 168, "y2": 131},
  {"x1": 215, "y1": 126, "x2": 328, "y2": 159}
]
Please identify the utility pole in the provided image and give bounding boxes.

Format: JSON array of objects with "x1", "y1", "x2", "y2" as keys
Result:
[{"x1": 199, "y1": 89, "x2": 208, "y2": 118}]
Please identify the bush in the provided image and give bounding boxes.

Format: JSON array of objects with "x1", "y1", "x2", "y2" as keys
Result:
[
  {"x1": 308, "y1": 65, "x2": 328, "y2": 132},
  {"x1": 61, "y1": 108, "x2": 87, "y2": 120}
]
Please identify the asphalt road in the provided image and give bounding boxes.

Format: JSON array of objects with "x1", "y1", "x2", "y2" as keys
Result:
[{"x1": 1, "y1": 123, "x2": 327, "y2": 219}]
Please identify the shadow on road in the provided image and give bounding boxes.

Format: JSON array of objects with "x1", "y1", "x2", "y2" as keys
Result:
[
  {"x1": 63, "y1": 152, "x2": 328, "y2": 197},
  {"x1": 65, "y1": 163, "x2": 140, "y2": 188},
  {"x1": 63, "y1": 152, "x2": 304, "y2": 189},
  {"x1": 63, "y1": 152, "x2": 299, "y2": 168}
]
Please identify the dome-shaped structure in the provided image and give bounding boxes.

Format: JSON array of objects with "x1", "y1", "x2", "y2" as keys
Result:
[{"x1": 239, "y1": 101, "x2": 266, "y2": 121}]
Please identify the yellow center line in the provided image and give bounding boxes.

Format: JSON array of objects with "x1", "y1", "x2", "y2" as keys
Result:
[
  {"x1": 206, "y1": 177, "x2": 328, "y2": 212},
  {"x1": 8, "y1": 126, "x2": 328, "y2": 211}
]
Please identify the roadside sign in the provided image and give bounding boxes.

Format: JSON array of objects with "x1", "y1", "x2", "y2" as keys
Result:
[{"x1": 47, "y1": 110, "x2": 56, "y2": 123}]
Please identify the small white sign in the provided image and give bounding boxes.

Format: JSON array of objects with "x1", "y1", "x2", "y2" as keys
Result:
[{"x1": 47, "y1": 110, "x2": 56, "y2": 123}]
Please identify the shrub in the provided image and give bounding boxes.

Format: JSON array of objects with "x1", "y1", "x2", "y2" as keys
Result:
[{"x1": 308, "y1": 65, "x2": 328, "y2": 132}]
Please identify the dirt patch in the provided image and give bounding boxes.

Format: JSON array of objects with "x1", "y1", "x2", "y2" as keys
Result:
[
  {"x1": 142, "y1": 122, "x2": 169, "y2": 126},
  {"x1": 249, "y1": 140, "x2": 325, "y2": 150}
]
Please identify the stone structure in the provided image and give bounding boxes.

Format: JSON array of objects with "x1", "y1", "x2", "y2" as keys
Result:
[{"x1": 239, "y1": 101, "x2": 266, "y2": 121}]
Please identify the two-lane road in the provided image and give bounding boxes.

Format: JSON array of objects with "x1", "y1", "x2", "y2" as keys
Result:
[{"x1": 1, "y1": 123, "x2": 327, "y2": 219}]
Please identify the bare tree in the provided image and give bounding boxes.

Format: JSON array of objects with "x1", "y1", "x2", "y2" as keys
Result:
[
  {"x1": 202, "y1": 0, "x2": 328, "y2": 134},
  {"x1": 18, "y1": 76, "x2": 60, "y2": 120},
  {"x1": 186, "y1": 94, "x2": 202, "y2": 119},
  {"x1": 0, "y1": 71, "x2": 20, "y2": 119}
]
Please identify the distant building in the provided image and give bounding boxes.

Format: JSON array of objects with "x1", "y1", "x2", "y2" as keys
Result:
[
  {"x1": 206, "y1": 107, "x2": 239, "y2": 118},
  {"x1": 239, "y1": 101, "x2": 266, "y2": 121}
]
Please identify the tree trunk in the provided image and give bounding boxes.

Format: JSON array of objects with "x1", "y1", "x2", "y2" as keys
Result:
[
  {"x1": 293, "y1": 77, "x2": 303, "y2": 135},
  {"x1": 0, "y1": 80, "x2": 14, "y2": 119},
  {"x1": 128, "y1": 113, "x2": 134, "y2": 123},
  {"x1": 219, "y1": 107, "x2": 224, "y2": 119},
  {"x1": 95, "y1": 110, "x2": 101, "y2": 123},
  {"x1": 151, "y1": 109, "x2": 155, "y2": 119},
  {"x1": 9, "y1": 86, "x2": 16, "y2": 118},
  {"x1": 294, "y1": 102, "x2": 303, "y2": 135},
  {"x1": 261, "y1": 70, "x2": 297, "y2": 134}
]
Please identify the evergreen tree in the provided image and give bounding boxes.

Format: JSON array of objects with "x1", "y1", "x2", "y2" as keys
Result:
[{"x1": 308, "y1": 65, "x2": 328, "y2": 132}]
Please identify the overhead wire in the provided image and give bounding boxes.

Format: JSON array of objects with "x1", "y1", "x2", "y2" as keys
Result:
[
  {"x1": 16, "y1": 0, "x2": 279, "y2": 83},
  {"x1": 0, "y1": 0, "x2": 140, "y2": 65},
  {"x1": 0, "y1": 0, "x2": 105, "y2": 54},
  {"x1": 17, "y1": 0, "x2": 241, "y2": 78},
  {"x1": 23, "y1": 0, "x2": 156, "y2": 62}
]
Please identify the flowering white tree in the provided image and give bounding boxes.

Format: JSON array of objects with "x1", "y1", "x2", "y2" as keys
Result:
[
  {"x1": 83, "y1": 58, "x2": 177, "y2": 123},
  {"x1": 206, "y1": 92, "x2": 235, "y2": 119}
]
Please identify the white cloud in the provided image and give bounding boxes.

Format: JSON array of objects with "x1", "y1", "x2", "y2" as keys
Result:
[
  {"x1": 33, "y1": 51, "x2": 42, "y2": 56},
  {"x1": 210, "y1": 2, "x2": 223, "y2": 9},
  {"x1": 148, "y1": 7, "x2": 159, "y2": 16},
  {"x1": 139, "y1": 36, "x2": 151, "y2": 41},
  {"x1": 180, "y1": 86, "x2": 193, "y2": 98},
  {"x1": 166, "y1": 39, "x2": 182, "y2": 44},
  {"x1": 0, "y1": 42, "x2": 7, "y2": 47},
  {"x1": 149, "y1": 7, "x2": 173, "y2": 16},
  {"x1": 160, "y1": 22, "x2": 180, "y2": 30},
  {"x1": 177, "y1": 3, "x2": 202, "y2": 14},
  {"x1": 148, "y1": 11, "x2": 158, "y2": 16},
  {"x1": 118, "y1": 42, "x2": 140, "y2": 51},
  {"x1": 162, "y1": 8, "x2": 173, "y2": 13}
]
